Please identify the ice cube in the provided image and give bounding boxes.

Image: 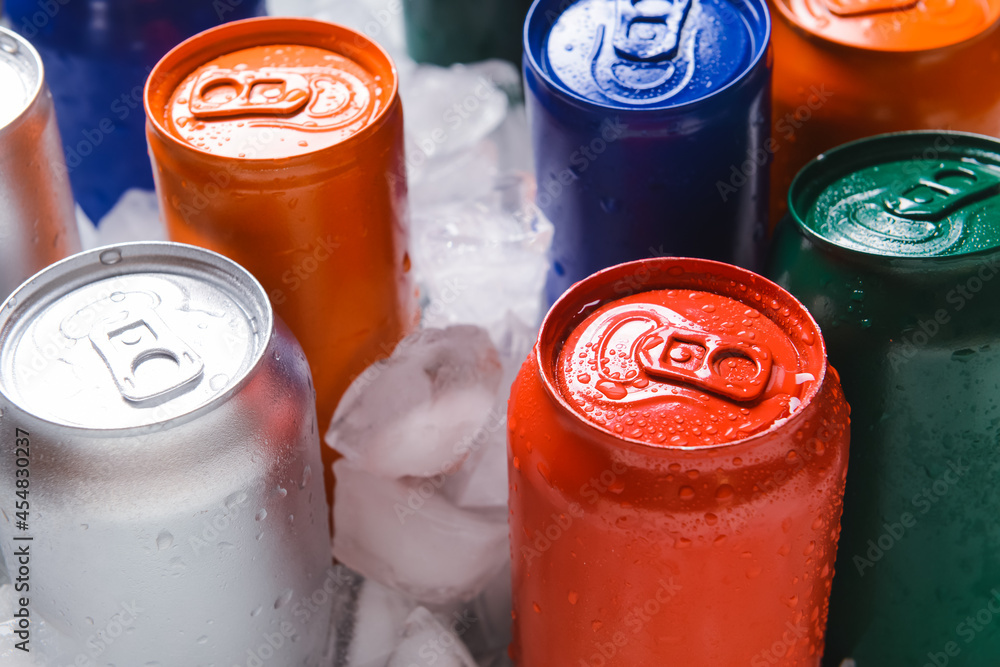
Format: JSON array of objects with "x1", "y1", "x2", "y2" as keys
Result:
[
  {"x1": 386, "y1": 607, "x2": 478, "y2": 667},
  {"x1": 413, "y1": 174, "x2": 553, "y2": 330},
  {"x1": 401, "y1": 61, "x2": 514, "y2": 163},
  {"x1": 267, "y1": 0, "x2": 409, "y2": 62},
  {"x1": 327, "y1": 326, "x2": 502, "y2": 480},
  {"x1": 328, "y1": 566, "x2": 417, "y2": 667},
  {"x1": 332, "y1": 460, "x2": 508, "y2": 605},
  {"x1": 439, "y1": 561, "x2": 512, "y2": 660},
  {"x1": 78, "y1": 189, "x2": 168, "y2": 250}
]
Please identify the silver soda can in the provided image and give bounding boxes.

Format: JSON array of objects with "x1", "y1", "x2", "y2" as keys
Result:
[
  {"x1": 0, "y1": 242, "x2": 332, "y2": 664},
  {"x1": 0, "y1": 26, "x2": 80, "y2": 301}
]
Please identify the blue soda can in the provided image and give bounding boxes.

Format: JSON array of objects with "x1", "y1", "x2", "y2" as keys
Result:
[
  {"x1": 3, "y1": 0, "x2": 264, "y2": 224},
  {"x1": 525, "y1": 0, "x2": 772, "y2": 303}
]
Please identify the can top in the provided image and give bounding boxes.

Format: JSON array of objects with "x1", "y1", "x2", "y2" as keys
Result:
[
  {"x1": 543, "y1": 259, "x2": 825, "y2": 449},
  {"x1": 773, "y1": 0, "x2": 1000, "y2": 51},
  {"x1": 0, "y1": 243, "x2": 273, "y2": 431},
  {"x1": 791, "y1": 131, "x2": 1000, "y2": 258},
  {"x1": 146, "y1": 17, "x2": 397, "y2": 161},
  {"x1": 0, "y1": 27, "x2": 42, "y2": 131},
  {"x1": 525, "y1": 0, "x2": 770, "y2": 110}
]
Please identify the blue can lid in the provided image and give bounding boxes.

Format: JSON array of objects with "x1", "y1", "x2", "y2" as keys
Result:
[{"x1": 526, "y1": 0, "x2": 769, "y2": 110}]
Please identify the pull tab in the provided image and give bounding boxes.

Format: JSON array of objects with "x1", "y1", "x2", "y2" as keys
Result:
[
  {"x1": 613, "y1": 0, "x2": 693, "y2": 61},
  {"x1": 823, "y1": 0, "x2": 917, "y2": 16},
  {"x1": 90, "y1": 309, "x2": 205, "y2": 404},
  {"x1": 636, "y1": 326, "x2": 772, "y2": 402},
  {"x1": 883, "y1": 164, "x2": 1000, "y2": 222},
  {"x1": 189, "y1": 68, "x2": 311, "y2": 119}
]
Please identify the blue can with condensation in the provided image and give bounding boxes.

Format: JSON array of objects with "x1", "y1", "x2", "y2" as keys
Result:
[
  {"x1": 525, "y1": 0, "x2": 772, "y2": 303},
  {"x1": 2, "y1": 0, "x2": 264, "y2": 224}
]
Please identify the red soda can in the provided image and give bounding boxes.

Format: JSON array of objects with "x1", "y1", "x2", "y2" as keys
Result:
[
  {"x1": 144, "y1": 18, "x2": 419, "y2": 511},
  {"x1": 508, "y1": 258, "x2": 851, "y2": 666}
]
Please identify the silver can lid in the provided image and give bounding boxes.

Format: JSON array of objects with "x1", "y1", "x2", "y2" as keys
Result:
[
  {"x1": 0, "y1": 243, "x2": 273, "y2": 430},
  {"x1": 0, "y1": 26, "x2": 42, "y2": 131}
]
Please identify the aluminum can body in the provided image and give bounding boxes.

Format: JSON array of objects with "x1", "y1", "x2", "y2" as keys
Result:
[
  {"x1": 768, "y1": 0, "x2": 1000, "y2": 226},
  {"x1": 145, "y1": 18, "x2": 420, "y2": 508},
  {"x1": 3, "y1": 0, "x2": 264, "y2": 223},
  {"x1": 767, "y1": 131, "x2": 1000, "y2": 665},
  {"x1": 0, "y1": 26, "x2": 80, "y2": 301},
  {"x1": 0, "y1": 242, "x2": 333, "y2": 664},
  {"x1": 525, "y1": 0, "x2": 772, "y2": 305},
  {"x1": 403, "y1": 0, "x2": 533, "y2": 66},
  {"x1": 508, "y1": 257, "x2": 850, "y2": 665}
]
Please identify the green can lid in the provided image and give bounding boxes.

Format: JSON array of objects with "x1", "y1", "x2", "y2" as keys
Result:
[{"x1": 790, "y1": 131, "x2": 1000, "y2": 258}]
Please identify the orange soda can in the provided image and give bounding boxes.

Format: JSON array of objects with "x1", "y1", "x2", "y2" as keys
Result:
[
  {"x1": 145, "y1": 17, "x2": 419, "y2": 511},
  {"x1": 508, "y1": 258, "x2": 851, "y2": 666},
  {"x1": 769, "y1": 0, "x2": 1000, "y2": 225}
]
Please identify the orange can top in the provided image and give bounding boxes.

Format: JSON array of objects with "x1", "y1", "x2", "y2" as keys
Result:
[
  {"x1": 773, "y1": 0, "x2": 1000, "y2": 51},
  {"x1": 146, "y1": 17, "x2": 397, "y2": 161},
  {"x1": 552, "y1": 261, "x2": 826, "y2": 449}
]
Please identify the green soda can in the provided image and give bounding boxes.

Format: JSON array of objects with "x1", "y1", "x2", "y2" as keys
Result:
[
  {"x1": 767, "y1": 131, "x2": 1000, "y2": 666},
  {"x1": 402, "y1": 0, "x2": 533, "y2": 66}
]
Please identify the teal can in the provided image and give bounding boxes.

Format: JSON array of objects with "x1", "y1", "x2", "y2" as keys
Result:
[
  {"x1": 403, "y1": 0, "x2": 533, "y2": 66},
  {"x1": 767, "y1": 131, "x2": 1000, "y2": 666}
]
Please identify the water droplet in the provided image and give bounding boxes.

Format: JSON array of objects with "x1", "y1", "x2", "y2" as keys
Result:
[
  {"x1": 276, "y1": 486, "x2": 288, "y2": 498},
  {"x1": 156, "y1": 531, "x2": 173, "y2": 550},
  {"x1": 679, "y1": 486, "x2": 695, "y2": 500},
  {"x1": 596, "y1": 380, "x2": 627, "y2": 400},
  {"x1": 110, "y1": 291, "x2": 126, "y2": 302},
  {"x1": 99, "y1": 249, "x2": 122, "y2": 265},
  {"x1": 532, "y1": 602, "x2": 542, "y2": 613},
  {"x1": 197, "y1": 636, "x2": 208, "y2": 645},
  {"x1": 537, "y1": 461, "x2": 552, "y2": 484},
  {"x1": 568, "y1": 591, "x2": 579, "y2": 605},
  {"x1": 300, "y1": 465, "x2": 312, "y2": 489},
  {"x1": 592, "y1": 620, "x2": 603, "y2": 632},
  {"x1": 577, "y1": 373, "x2": 591, "y2": 383},
  {"x1": 512, "y1": 456, "x2": 521, "y2": 471},
  {"x1": 250, "y1": 605, "x2": 263, "y2": 617},
  {"x1": 85, "y1": 617, "x2": 94, "y2": 625},
  {"x1": 1, "y1": 41, "x2": 19, "y2": 54},
  {"x1": 256, "y1": 509, "x2": 267, "y2": 522},
  {"x1": 704, "y1": 512, "x2": 718, "y2": 525},
  {"x1": 715, "y1": 485, "x2": 734, "y2": 501},
  {"x1": 274, "y1": 589, "x2": 293, "y2": 609}
]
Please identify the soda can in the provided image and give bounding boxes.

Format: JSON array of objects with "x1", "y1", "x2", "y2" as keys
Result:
[
  {"x1": 403, "y1": 0, "x2": 534, "y2": 66},
  {"x1": 508, "y1": 257, "x2": 850, "y2": 665},
  {"x1": 3, "y1": 0, "x2": 265, "y2": 224},
  {"x1": 0, "y1": 25, "x2": 80, "y2": 301},
  {"x1": 768, "y1": 131, "x2": 1000, "y2": 665},
  {"x1": 0, "y1": 242, "x2": 333, "y2": 664},
  {"x1": 145, "y1": 17, "x2": 419, "y2": 509},
  {"x1": 769, "y1": 0, "x2": 1000, "y2": 225},
  {"x1": 525, "y1": 0, "x2": 772, "y2": 304}
]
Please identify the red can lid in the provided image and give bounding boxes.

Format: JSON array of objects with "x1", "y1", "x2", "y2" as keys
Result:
[
  {"x1": 146, "y1": 18, "x2": 396, "y2": 160},
  {"x1": 546, "y1": 259, "x2": 826, "y2": 448}
]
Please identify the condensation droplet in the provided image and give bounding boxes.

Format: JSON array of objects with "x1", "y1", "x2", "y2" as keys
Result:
[
  {"x1": 156, "y1": 531, "x2": 173, "y2": 550},
  {"x1": 99, "y1": 249, "x2": 122, "y2": 265}
]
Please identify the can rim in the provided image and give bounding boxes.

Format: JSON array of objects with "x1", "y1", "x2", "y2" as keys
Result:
[
  {"x1": 143, "y1": 16, "x2": 400, "y2": 164},
  {"x1": 0, "y1": 242, "x2": 275, "y2": 434},
  {"x1": 787, "y1": 129, "x2": 1000, "y2": 263},
  {"x1": 535, "y1": 257, "x2": 828, "y2": 453},
  {"x1": 0, "y1": 26, "x2": 45, "y2": 136},
  {"x1": 771, "y1": 0, "x2": 1000, "y2": 53},
  {"x1": 523, "y1": 0, "x2": 772, "y2": 115}
]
